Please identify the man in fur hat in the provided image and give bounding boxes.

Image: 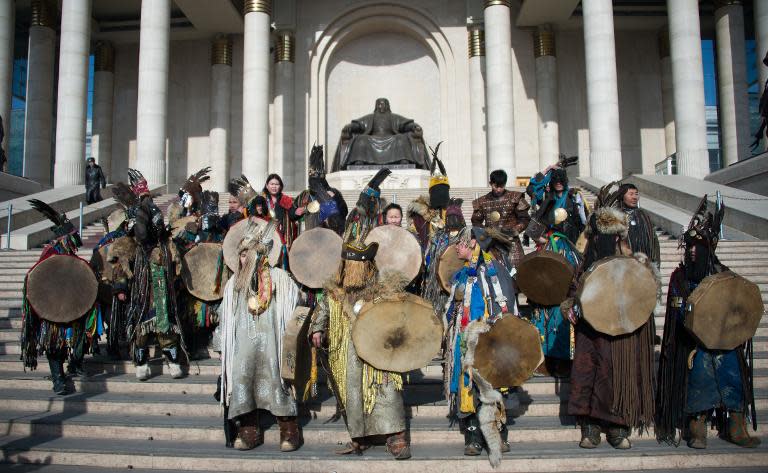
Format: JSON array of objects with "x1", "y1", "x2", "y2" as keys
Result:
[
  {"x1": 443, "y1": 225, "x2": 518, "y2": 465},
  {"x1": 20, "y1": 200, "x2": 98, "y2": 394},
  {"x1": 472, "y1": 169, "x2": 530, "y2": 267},
  {"x1": 122, "y1": 169, "x2": 185, "y2": 381},
  {"x1": 561, "y1": 184, "x2": 657, "y2": 450},
  {"x1": 217, "y1": 220, "x2": 303, "y2": 452},
  {"x1": 309, "y1": 239, "x2": 412, "y2": 459},
  {"x1": 656, "y1": 197, "x2": 760, "y2": 449}
]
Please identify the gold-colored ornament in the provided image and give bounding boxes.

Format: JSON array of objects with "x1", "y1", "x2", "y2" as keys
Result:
[
  {"x1": 307, "y1": 200, "x2": 321, "y2": 214},
  {"x1": 489, "y1": 211, "x2": 501, "y2": 223}
]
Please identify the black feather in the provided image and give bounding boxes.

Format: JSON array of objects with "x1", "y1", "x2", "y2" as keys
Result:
[
  {"x1": 366, "y1": 168, "x2": 391, "y2": 190},
  {"x1": 28, "y1": 199, "x2": 66, "y2": 226}
]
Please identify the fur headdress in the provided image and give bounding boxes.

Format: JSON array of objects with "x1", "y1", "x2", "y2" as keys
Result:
[{"x1": 590, "y1": 206, "x2": 629, "y2": 239}]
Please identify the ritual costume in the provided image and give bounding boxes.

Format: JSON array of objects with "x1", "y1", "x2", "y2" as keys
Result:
[
  {"x1": 527, "y1": 166, "x2": 586, "y2": 246},
  {"x1": 123, "y1": 169, "x2": 185, "y2": 381},
  {"x1": 229, "y1": 175, "x2": 269, "y2": 222},
  {"x1": 218, "y1": 220, "x2": 303, "y2": 452},
  {"x1": 561, "y1": 185, "x2": 658, "y2": 449},
  {"x1": 443, "y1": 226, "x2": 521, "y2": 465},
  {"x1": 656, "y1": 197, "x2": 760, "y2": 449},
  {"x1": 471, "y1": 177, "x2": 530, "y2": 267},
  {"x1": 20, "y1": 200, "x2": 100, "y2": 394},
  {"x1": 617, "y1": 184, "x2": 659, "y2": 264},
  {"x1": 291, "y1": 145, "x2": 348, "y2": 236},
  {"x1": 168, "y1": 167, "x2": 212, "y2": 251},
  {"x1": 309, "y1": 239, "x2": 412, "y2": 460},
  {"x1": 343, "y1": 168, "x2": 391, "y2": 241}
]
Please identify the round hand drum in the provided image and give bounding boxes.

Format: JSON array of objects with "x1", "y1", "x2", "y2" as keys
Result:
[
  {"x1": 181, "y1": 243, "x2": 225, "y2": 301},
  {"x1": 27, "y1": 255, "x2": 98, "y2": 323},
  {"x1": 364, "y1": 225, "x2": 422, "y2": 284},
  {"x1": 516, "y1": 251, "x2": 574, "y2": 306},
  {"x1": 685, "y1": 271, "x2": 764, "y2": 350},
  {"x1": 222, "y1": 219, "x2": 282, "y2": 272},
  {"x1": 473, "y1": 315, "x2": 544, "y2": 387},
  {"x1": 437, "y1": 244, "x2": 465, "y2": 292},
  {"x1": 288, "y1": 228, "x2": 343, "y2": 289}
]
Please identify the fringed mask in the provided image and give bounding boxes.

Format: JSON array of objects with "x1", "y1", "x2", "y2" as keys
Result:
[{"x1": 338, "y1": 241, "x2": 379, "y2": 290}]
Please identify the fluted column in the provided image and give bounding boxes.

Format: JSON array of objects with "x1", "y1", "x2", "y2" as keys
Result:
[
  {"x1": 22, "y1": 0, "x2": 56, "y2": 185},
  {"x1": 483, "y1": 0, "x2": 515, "y2": 179},
  {"x1": 209, "y1": 34, "x2": 232, "y2": 192},
  {"x1": 667, "y1": 0, "x2": 709, "y2": 178},
  {"x1": 0, "y1": 1, "x2": 14, "y2": 169},
  {"x1": 92, "y1": 41, "x2": 114, "y2": 180},
  {"x1": 242, "y1": 0, "x2": 271, "y2": 184},
  {"x1": 534, "y1": 25, "x2": 559, "y2": 170},
  {"x1": 53, "y1": 0, "x2": 92, "y2": 186},
  {"x1": 582, "y1": 0, "x2": 622, "y2": 181},
  {"x1": 659, "y1": 29, "x2": 676, "y2": 158},
  {"x1": 468, "y1": 26, "x2": 487, "y2": 186},
  {"x1": 135, "y1": 0, "x2": 170, "y2": 185},
  {"x1": 714, "y1": 0, "x2": 749, "y2": 166},
  {"x1": 273, "y1": 31, "x2": 295, "y2": 188}
]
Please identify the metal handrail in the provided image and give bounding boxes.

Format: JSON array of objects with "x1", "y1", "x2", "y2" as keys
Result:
[
  {"x1": 3, "y1": 203, "x2": 11, "y2": 249},
  {"x1": 654, "y1": 153, "x2": 677, "y2": 175}
]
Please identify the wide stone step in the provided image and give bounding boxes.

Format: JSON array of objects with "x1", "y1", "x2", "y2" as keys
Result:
[
  {"x1": 4, "y1": 467, "x2": 766, "y2": 473},
  {"x1": 1, "y1": 435, "x2": 767, "y2": 473}
]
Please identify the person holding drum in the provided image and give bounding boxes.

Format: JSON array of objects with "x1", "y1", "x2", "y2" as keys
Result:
[
  {"x1": 217, "y1": 220, "x2": 303, "y2": 452},
  {"x1": 656, "y1": 197, "x2": 761, "y2": 449},
  {"x1": 290, "y1": 145, "x2": 348, "y2": 236},
  {"x1": 560, "y1": 184, "x2": 658, "y2": 450},
  {"x1": 309, "y1": 239, "x2": 412, "y2": 460},
  {"x1": 20, "y1": 200, "x2": 98, "y2": 394},
  {"x1": 443, "y1": 226, "x2": 520, "y2": 463}
]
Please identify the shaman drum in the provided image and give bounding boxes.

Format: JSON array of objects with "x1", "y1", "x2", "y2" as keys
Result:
[
  {"x1": 577, "y1": 256, "x2": 658, "y2": 336},
  {"x1": 474, "y1": 314, "x2": 543, "y2": 387},
  {"x1": 27, "y1": 255, "x2": 98, "y2": 323},
  {"x1": 516, "y1": 251, "x2": 574, "y2": 306},
  {"x1": 685, "y1": 271, "x2": 764, "y2": 350},
  {"x1": 288, "y1": 228, "x2": 343, "y2": 289},
  {"x1": 352, "y1": 293, "x2": 442, "y2": 373},
  {"x1": 364, "y1": 225, "x2": 422, "y2": 283},
  {"x1": 281, "y1": 306, "x2": 313, "y2": 386},
  {"x1": 437, "y1": 244, "x2": 465, "y2": 292},
  {"x1": 222, "y1": 219, "x2": 282, "y2": 271},
  {"x1": 181, "y1": 243, "x2": 225, "y2": 301}
]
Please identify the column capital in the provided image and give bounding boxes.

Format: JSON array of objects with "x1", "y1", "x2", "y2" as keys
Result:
[
  {"x1": 533, "y1": 27, "x2": 555, "y2": 58},
  {"x1": 30, "y1": 0, "x2": 56, "y2": 29},
  {"x1": 211, "y1": 34, "x2": 233, "y2": 66},
  {"x1": 468, "y1": 27, "x2": 485, "y2": 58},
  {"x1": 244, "y1": 0, "x2": 272, "y2": 16},
  {"x1": 713, "y1": 0, "x2": 742, "y2": 10},
  {"x1": 94, "y1": 41, "x2": 115, "y2": 72},
  {"x1": 658, "y1": 28, "x2": 670, "y2": 59},
  {"x1": 274, "y1": 31, "x2": 295, "y2": 63},
  {"x1": 484, "y1": 0, "x2": 511, "y2": 9}
]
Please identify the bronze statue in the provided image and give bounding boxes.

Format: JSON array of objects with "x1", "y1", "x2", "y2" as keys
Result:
[{"x1": 331, "y1": 98, "x2": 432, "y2": 171}]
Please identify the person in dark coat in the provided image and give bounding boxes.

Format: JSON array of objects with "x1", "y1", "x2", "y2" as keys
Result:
[{"x1": 85, "y1": 157, "x2": 107, "y2": 204}]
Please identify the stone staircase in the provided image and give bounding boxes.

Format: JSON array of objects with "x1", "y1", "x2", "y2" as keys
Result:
[{"x1": 1, "y1": 188, "x2": 767, "y2": 472}]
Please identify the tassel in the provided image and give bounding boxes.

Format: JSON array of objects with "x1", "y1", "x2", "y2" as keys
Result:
[{"x1": 302, "y1": 346, "x2": 319, "y2": 402}]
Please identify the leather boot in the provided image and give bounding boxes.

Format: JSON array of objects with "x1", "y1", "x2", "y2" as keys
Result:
[
  {"x1": 235, "y1": 411, "x2": 263, "y2": 450},
  {"x1": 726, "y1": 411, "x2": 761, "y2": 448},
  {"x1": 606, "y1": 424, "x2": 631, "y2": 449},
  {"x1": 462, "y1": 416, "x2": 483, "y2": 456},
  {"x1": 277, "y1": 416, "x2": 302, "y2": 452},
  {"x1": 686, "y1": 413, "x2": 708, "y2": 449},
  {"x1": 134, "y1": 347, "x2": 151, "y2": 381},
  {"x1": 578, "y1": 420, "x2": 601, "y2": 449},
  {"x1": 47, "y1": 355, "x2": 69, "y2": 395},
  {"x1": 162, "y1": 347, "x2": 184, "y2": 379},
  {"x1": 499, "y1": 423, "x2": 510, "y2": 453},
  {"x1": 386, "y1": 431, "x2": 412, "y2": 460}
]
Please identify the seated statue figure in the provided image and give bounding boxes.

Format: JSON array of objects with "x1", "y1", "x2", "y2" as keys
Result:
[{"x1": 331, "y1": 98, "x2": 432, "y2": 171}]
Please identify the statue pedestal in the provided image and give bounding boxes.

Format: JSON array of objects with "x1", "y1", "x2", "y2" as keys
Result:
[{"x1": 326, "y1": 169, "x2": 431, "y2": 190}]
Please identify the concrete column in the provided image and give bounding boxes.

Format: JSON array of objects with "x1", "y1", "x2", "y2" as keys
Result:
[
  {"x1": 135, "y1": 0, "x2": 171, "y2": 185},
  {"x1": 0, "y1": 1, "x2": 14, "y2": 168},
  {"x1": 534, "y1": 25, "x2": 559, "y2": 170},
  {"x1": 22, "y1": 0, "x2": 56, "y2": 186},
  {"x1": 209, "y1": 34, "x2": 232, "y2": 192},
  {"x1": 242, "y1": 0, "x2": 271, "y2": 184},
  {"x1": 483, "y1": 0, "x2": 515, "y2": 179},
  {"x1": 714, "y1": 0, "x2": 749, "y2": 166},
  {"x1": 756, "y1": 0, "x2": 768, "y2": 96},
  {"x1": 468, "y1": 26, "x2": 487, "y2": 186},
  {"x1": 667, "y1": 0, "x2": 709, "y2": 178},
  {"x1": 659, "y1": 29, "x2": 676, "y2": 158},
  {"x1": 92, "y1": 41, "x2": 114, "y2": 181},
  {"x1": 582, "y1": 0, "x2": 622, "y2": 181},
  {"x1": 273, "y1": 31, "x2": 294, "y2": 189},
  {"x1": 53, "y1": 0, "x2": 92, "y2": 187}
]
